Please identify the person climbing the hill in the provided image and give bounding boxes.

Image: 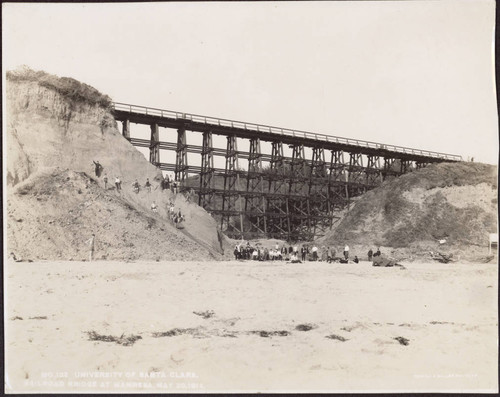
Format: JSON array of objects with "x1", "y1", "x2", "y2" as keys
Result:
[
  {"x1": 343, "y1": 244, "x2": 350, "y2": 260},
  {"x1": 93, "y1": 160, "x2": 103, "y2": 177},
  {"x1": 162, "y1": 174, "x2": 169, "y2": 191},
  {"x1": 185, "y1": 188, "x2": 193, "y2": 203},
  {"x1": 145, "y1": 178, "x2": 152, "y2": 193},
  {"x1": 368, "y1": 248, "x2": 373, "y2": 261},
  {"x1": 132, "y1": 179, "x2": 140, "y2": 194},
  {"x1": 86, "y1": 233, "x2": 95, "y2": 262},
  {"x1": 115, "y1": 176, "x2": 121, "y2": 192},
  {"x1": 103, "y1": 174, "x2": 108, "y2": 190},
  {"x1": 151, "y1": 201, "x2": 158, "y2": 213}
]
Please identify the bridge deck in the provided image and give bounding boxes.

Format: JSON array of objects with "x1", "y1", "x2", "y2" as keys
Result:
[{"x1": 112, "y1": 103, "x2": 462, "y2": 162}]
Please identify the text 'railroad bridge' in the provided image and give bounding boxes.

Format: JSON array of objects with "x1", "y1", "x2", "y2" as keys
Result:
[{"x1": 112, "y1": 102, "x2": 462, "y2": 241}]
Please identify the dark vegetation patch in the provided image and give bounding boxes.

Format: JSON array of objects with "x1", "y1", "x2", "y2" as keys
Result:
[
  {"x1": 249, "y1": 330, "x2": 290, "y2": 338},
  {"x1": 7, "y1": 67, "x2": 112, "y2": 109},
  {"x1": 193, "y1": 310, "x2": 215, "y2": 319},
  {"x1": 151, "y1": 328, "x2": 200, "y2": 338},
  {"x1": 394, "y1": 336, "x2": 410, "y2": 346},
  {"x1": 325, "y1": 334, "x2": 348, "y2": 342},
  {"x1": 295, "y1": 323, "x2": 317, "y2": 332},
  {"x1": 86, "y1": 331, "x2": 142, "y2": 346}
]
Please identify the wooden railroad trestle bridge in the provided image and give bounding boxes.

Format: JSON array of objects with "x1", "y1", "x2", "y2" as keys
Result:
[{"x1": 112, "y1": 102, "x2": 462, "y2": 241}]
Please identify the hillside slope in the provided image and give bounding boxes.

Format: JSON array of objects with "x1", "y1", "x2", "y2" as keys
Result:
[
  {"x1": 318, "y1": 161, "x2": 497, "y2": 261},
  {"x1": 5, "y1": 68, "x2": 224, "y2": 261}
]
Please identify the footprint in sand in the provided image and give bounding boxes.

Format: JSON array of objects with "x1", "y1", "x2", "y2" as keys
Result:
[{"x1": 170, "y1": 349, "x2": 186, "y2": 364}]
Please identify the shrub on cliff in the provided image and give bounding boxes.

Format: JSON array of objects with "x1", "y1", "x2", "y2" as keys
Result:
[{"x1": 6, "y1": 66, "x2": 112, "y2": 109}]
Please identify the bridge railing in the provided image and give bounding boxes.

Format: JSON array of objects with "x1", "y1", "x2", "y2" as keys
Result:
[{"x1": 112, "y1": 102, "x2": 462, "y2": 161}]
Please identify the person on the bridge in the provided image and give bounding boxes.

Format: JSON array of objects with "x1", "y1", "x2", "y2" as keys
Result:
[
  {"x1": 93, "y1": 160, "x2": 103, "y2": 178},
  {"x1": 343, "y1": 244, "x2": 350, "y2": 260},
  {"x1": 145, "y1": 178, "x2": 152, "y2": 192},
  {"x1": 132, "y1": 179, "x2": 140, "y2": 193}
]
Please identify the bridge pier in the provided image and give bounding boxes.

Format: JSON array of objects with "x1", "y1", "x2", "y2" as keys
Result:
[
  {"x1": 175, "y1": 126, "x2": 188, "y2": 183},
  {"x1": 199, "y1": 131, "x2": 215, "y2": 210},
  {"x1": 267, "y1": 141, "x2": 288, "y2": 239},
  {"x1": 245, "y1": 138, "x2": 267, "y2": 236},
  {"x1": 122, "y1": 119, "x2": 130, "y2": 139},
  {"x1": 382, "y1": 157, "x2": 399, "y2": 180},
  {"x1": 366, "y1": 154, "x2": 382, "y2": 187},
  {"x1": 348, "y1": 152, "x2": 365, "y2": 197},
  {"x1": 221, "y1": 135, "x2": 243, "y2": 238},
  {"x1": 149, "y1": 123, "x2": 160, "y2": 166}
]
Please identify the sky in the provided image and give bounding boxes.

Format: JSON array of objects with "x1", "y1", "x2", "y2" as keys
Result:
[{"x1": 3, "y1": 0, "x2": 498, "y2": 164}]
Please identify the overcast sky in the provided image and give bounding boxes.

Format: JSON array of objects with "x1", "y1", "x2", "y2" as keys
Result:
[{"x1": 3, "y1": 1, "x2": 497, "y2": 164}]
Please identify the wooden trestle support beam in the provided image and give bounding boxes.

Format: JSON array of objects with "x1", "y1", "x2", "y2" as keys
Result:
[
  {"x1": 199, "y1": 131, "x2": 215, "y2": 210},
  {"x1": 115, "y1": 109, "x2": 457, "y2": 241}
]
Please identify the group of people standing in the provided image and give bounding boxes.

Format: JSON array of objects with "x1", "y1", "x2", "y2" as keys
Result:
[
  {"x1": 233, "y1": 242, "x2": 365, "y2": 263},
  {"x1": 233, "y1": 242, "x2": 383, "y2": 264},
  {"x1": 93, "y1": 160, "x2": 122, "y2": 192}
]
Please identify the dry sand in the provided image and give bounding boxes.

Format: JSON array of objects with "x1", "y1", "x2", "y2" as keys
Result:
[{"x1": 5, "y1": 259, "x2": 498, "y2": 393}]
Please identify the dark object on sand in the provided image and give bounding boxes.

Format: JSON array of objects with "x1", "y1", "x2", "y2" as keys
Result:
[
  {"x1": 339, "y1": 259, "x2": 348, "y2": 264},
  {"x1": 295, "y1": 323, "x2": 316, "y2": 332},
  {"x1": 193, "y1": 310, "x2": 215, "y2": 319},
  {"x1": 250, "y1": 330, "x2": 290, "y2": 338},
  {"x1": 326, "y1": 334, "x2": 348, "y2": 342},
  {"x1": 429, "y1": 251, "x2": 454, "y2": 263},
  {"x1": 86, "y1": 330, "x2": 142, "y2": 346},
  {"x1": 394, "y1": 336, "x2": 410, "y2": 346},
  {"x1": 372, "y1": 256, "x2": 405, "y2": 268}
]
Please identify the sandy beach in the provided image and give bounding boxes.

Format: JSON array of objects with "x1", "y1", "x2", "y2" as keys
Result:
[{"x1": 4, "y1": 259, "x2": 498, "y2": 393}]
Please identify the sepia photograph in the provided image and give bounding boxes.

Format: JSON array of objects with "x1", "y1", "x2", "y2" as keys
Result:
[{"x1": 3, "y1": 0, "x2": 498, "y2": 393}]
